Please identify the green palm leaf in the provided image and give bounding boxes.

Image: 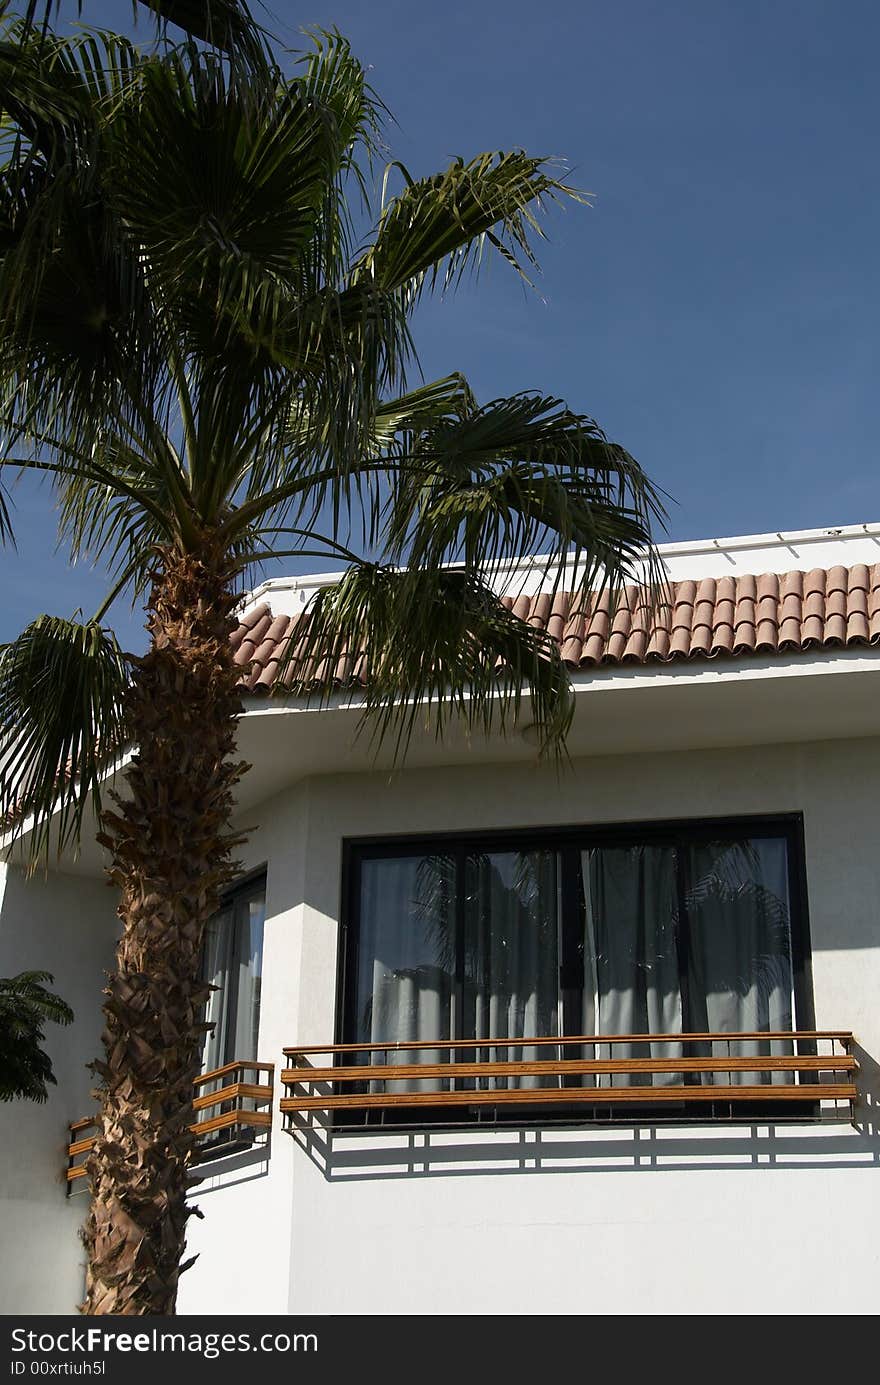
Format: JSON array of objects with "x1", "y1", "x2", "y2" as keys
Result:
[
  {"x1": 18, "y1": 3, "x2": 267, "y2": 65},
  {"x1": 0, "y1": 615, "x2": 129, "y2": 859},
  {"x1": 275, "y1": 562, "x2": 576, "y2": 761},
  {"x1": 0, "y1": 970, "x2": 73, "y2": 1104},
  {"x1": 386, "y1": 392, "x2": 665, "y2": 592},
  {"x1": 355, "y1": 151, "x2": 588, "y2": 299},
  {"x1": 138, "y1": 1, "x2": 269, "y2": 64}
]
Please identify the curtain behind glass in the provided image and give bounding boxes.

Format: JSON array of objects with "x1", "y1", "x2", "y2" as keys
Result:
[
  {"x1": 463, "y1": 851, "x2": 560, "y2": 1090},
  {"x1": 685, "y1": 838, "x2": 794, "y2": 1084},
  {"x1": 350, "y1": 834, "x2": 798, "y2": 1102},
  {"x1": 231, "y1": 892, "x2": 265, "y2": 1060},
  {"x1": 582, "y1": 846, "x2": 683, "y2": 1086},
  {"x1": 355, "y1": 854, "x2": 455, "y2": 1091},
  {"x1": 201, "y1": 904, "x2": 234, "y2": 1073},
  {"x1": 200, "y1": 885, "x2": 266, "y2": 1072}
]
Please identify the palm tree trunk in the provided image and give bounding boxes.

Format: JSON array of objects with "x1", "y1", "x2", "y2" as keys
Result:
[{"x1": 82, "y1": 542, "x2": 247, "y2": 1316}]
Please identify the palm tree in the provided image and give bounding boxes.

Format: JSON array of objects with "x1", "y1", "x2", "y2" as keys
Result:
[
  {"x1": 0, "y1": 970, "x2": 74, "y2": 1102},
  {"x1": 0, "y1": 9, "x2": 664, "y2": 1314}
]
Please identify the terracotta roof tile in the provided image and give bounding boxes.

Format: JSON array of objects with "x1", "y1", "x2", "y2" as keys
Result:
[
  {"x1": 231, "y1": 562, "x2": 880, "y2": 695},
  {"x1": 546, "y1": 593, "x2": 571, "y2": 646}
]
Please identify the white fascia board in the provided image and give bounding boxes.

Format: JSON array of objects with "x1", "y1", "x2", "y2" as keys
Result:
[
  {"x1": 237, "y1": 520, "x2": 880, "y2": 617},
  {"x1": 0, "y1": 748, "x2": 132, "y2": 862},
  {"x1": 235, "y1": 644, "x2": 880, "y2": 723},
  {"x1": 648, "y1": 519, "x2": 880, "y2": 557}
]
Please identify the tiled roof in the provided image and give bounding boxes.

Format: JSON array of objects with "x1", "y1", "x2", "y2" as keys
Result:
[{"x1": 231, "y1": 563, "x2": 880, "y2": 695}]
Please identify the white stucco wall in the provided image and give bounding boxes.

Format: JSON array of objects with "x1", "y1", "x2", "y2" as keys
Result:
[
  {"x1": 5, "y1": 735, "x2": 880, "y2": 1315},
  {"x1": 176, "y1": 792, "x2": 309, "y2": 1317},
  {"x1": 183, "y1": 735, "x2": 880, "y2": 1316},
  {"x1": 0, "y1": 865, "x2": 118, "y2": 1314}
]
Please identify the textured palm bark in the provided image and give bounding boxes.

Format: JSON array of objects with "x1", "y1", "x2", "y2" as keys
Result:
[{"x1": 82, "y1": 542, "x2": 248, "y2": 1316}]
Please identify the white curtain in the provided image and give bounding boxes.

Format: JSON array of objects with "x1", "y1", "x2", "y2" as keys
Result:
[
  {"x1": 357, "y1": 855, "x2": 455, "y2": 1091},
  {"x1": 582, "y1": 846, "x2": 683, "y2": 1086},
  {"x1": 353, "y1": 837, "x2": 796, "y2": 1101},
  {"x1": 201, "y1": 903, "x2": 234, "y2": 1073},
  {"x1": 581, "y1": 839, "x2": 794, "y2": 1089},
  {"x1": 355, "y1": 851, "x2": 560, "y2": 1093},
  {"x1": 464, "y1": 851, "x2": 560, "y2": 1090},
  {"x1": 200, "y1": 887, "x2": 266, "y2": 1073},
  {"x1": 685, "y1": 839, "x2": 793, "y2": 1084},
  {"x1": 231, "y1": 892, "x2": 265, "y2": 1060}
]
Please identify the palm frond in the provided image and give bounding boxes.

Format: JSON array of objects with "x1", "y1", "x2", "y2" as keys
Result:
[
  {"x1": 0, "y1": 123, "x2": 162, "y2": 464},
  {"x1": 0, "y1": 472, "x2": 13, "y2": 545},
  {"x1": 138, "y1": 0, "x2": 269, "y2": 66},
  {"x1": 385, "y1": 392, "x2": 667, "y2": 599},
  {"x1": 0, "y1": 25, "x2": 95, "y2": 155},
  {"x1": 0, "y1": 615, "x2": 129, "y2": 862},
  {"x1": 219, "y1": 285, "x2": 413, "y2": 532},
  {"x1": 297, "y1": 27, "x2": 387, "y2": 229},
  {"x1": 51, "y1": 425, "x2": 190, "y2": 576},
  {"x1": 0, "y1": 968, "x2": 73, "y2": 1027},
  {"x1": 370, "y1": 374, "x2": 476, "y2": 447},
  {"x1": 0, "y1": 445, "x2": 180, "y2": 569},
  {"x1": 0, "y1": 969, "x2": 73, "y2": 1104},
  {"x1": 353, "y1": 151, "x2": 587, "y2": 300},
  {"x1": 299, "y1": 27, "x2": 385, "y2": 165},
  {"x1": 109, "y1": 46, "x2": 345, "y2": 351},
  {"x1": 276, "y1": 562, "x2": 575, "y2": 761},
  {"x1": 237, "y1": 374, "x2": 476, "y2": 551}
]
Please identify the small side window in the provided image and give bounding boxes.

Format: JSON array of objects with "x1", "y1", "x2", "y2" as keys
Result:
[{"x1": 201, "y1": 875, "x2": 266, "y2": 1072}]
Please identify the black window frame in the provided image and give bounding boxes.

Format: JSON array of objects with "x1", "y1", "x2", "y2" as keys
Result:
[{"x1": 336, "y1": 813, "x2": 815, "y2": 1126}]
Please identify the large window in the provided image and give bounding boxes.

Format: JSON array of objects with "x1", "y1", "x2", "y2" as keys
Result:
[
  {"x1": 201, "y1": 874, "x2": 266, "y2": 1072},
  {"x1": 340, "y1": 818, "x2": 812, "y2": 1106}
]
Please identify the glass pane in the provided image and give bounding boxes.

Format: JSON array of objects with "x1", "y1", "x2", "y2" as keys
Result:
[
  {"x1": 355, "y1": 854, "x2": 456, "y2": 1089},
  {"x1": 685, "y1": 837, "x2": 794, "y2": 1084},
  {"x1": 201, "y1": 905, "x2": 234, "y2": 1073},
  {"x1": 582, "y1": 845, "x2": 683, "y2": 1086},
  {"x1": 232, "y1": 889, "x2": 265, "y2": 1061},
  {"x1": 200, "y1": 884, "x2": 266, "y2": 1072},
  {"x1": 463, "y1": 850, "x2": 560, "y2": 1089}
]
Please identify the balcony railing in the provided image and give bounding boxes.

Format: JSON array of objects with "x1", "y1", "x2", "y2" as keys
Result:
[
  {"x1": 66, "y1": 1058, "x2": 275, "y2": 1190},
  {"x1": 280, "y1": 1032, "x2": 857, "y2": 1125}
]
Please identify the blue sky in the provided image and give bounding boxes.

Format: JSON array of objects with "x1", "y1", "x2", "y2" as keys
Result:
[{"x1": 2, "y1": 0, "x2": 879, "y2": 649}]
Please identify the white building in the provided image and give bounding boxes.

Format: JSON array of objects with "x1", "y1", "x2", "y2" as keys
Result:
[{"x1": 2, "y1": 521, "x2": 879, "y2": 1316}]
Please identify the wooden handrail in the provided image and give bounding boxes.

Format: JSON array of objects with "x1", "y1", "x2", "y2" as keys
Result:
[
  {"x1": 194, "y1": 1108, "x2": 273, "y2": 1139},
  {"x1": 192, "y1": 1081, "x2": 274, "y2": 1113},
  {"x1": 192, "y1": 1059, "x2": 275, "y2": 1088},
  {"x1": 280, "y1": 1031, "x2": 858, "y2": 1122},
  {"x1": 68, "y1": 1116, "x2": 99, "y2": 1134},
  {"x1": 66, "y1": 1058, "x2": 275, "y2": 1189},
  {"x1": 283, "y1": 1030, "x2": 854, "y2": 1058},
  {"x1": 282, "y1": 1054, "x2": 857, "y2": 1086},
  {"x1": 282, "y1": 1083, "x2": 858, "y2": 1113}
]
